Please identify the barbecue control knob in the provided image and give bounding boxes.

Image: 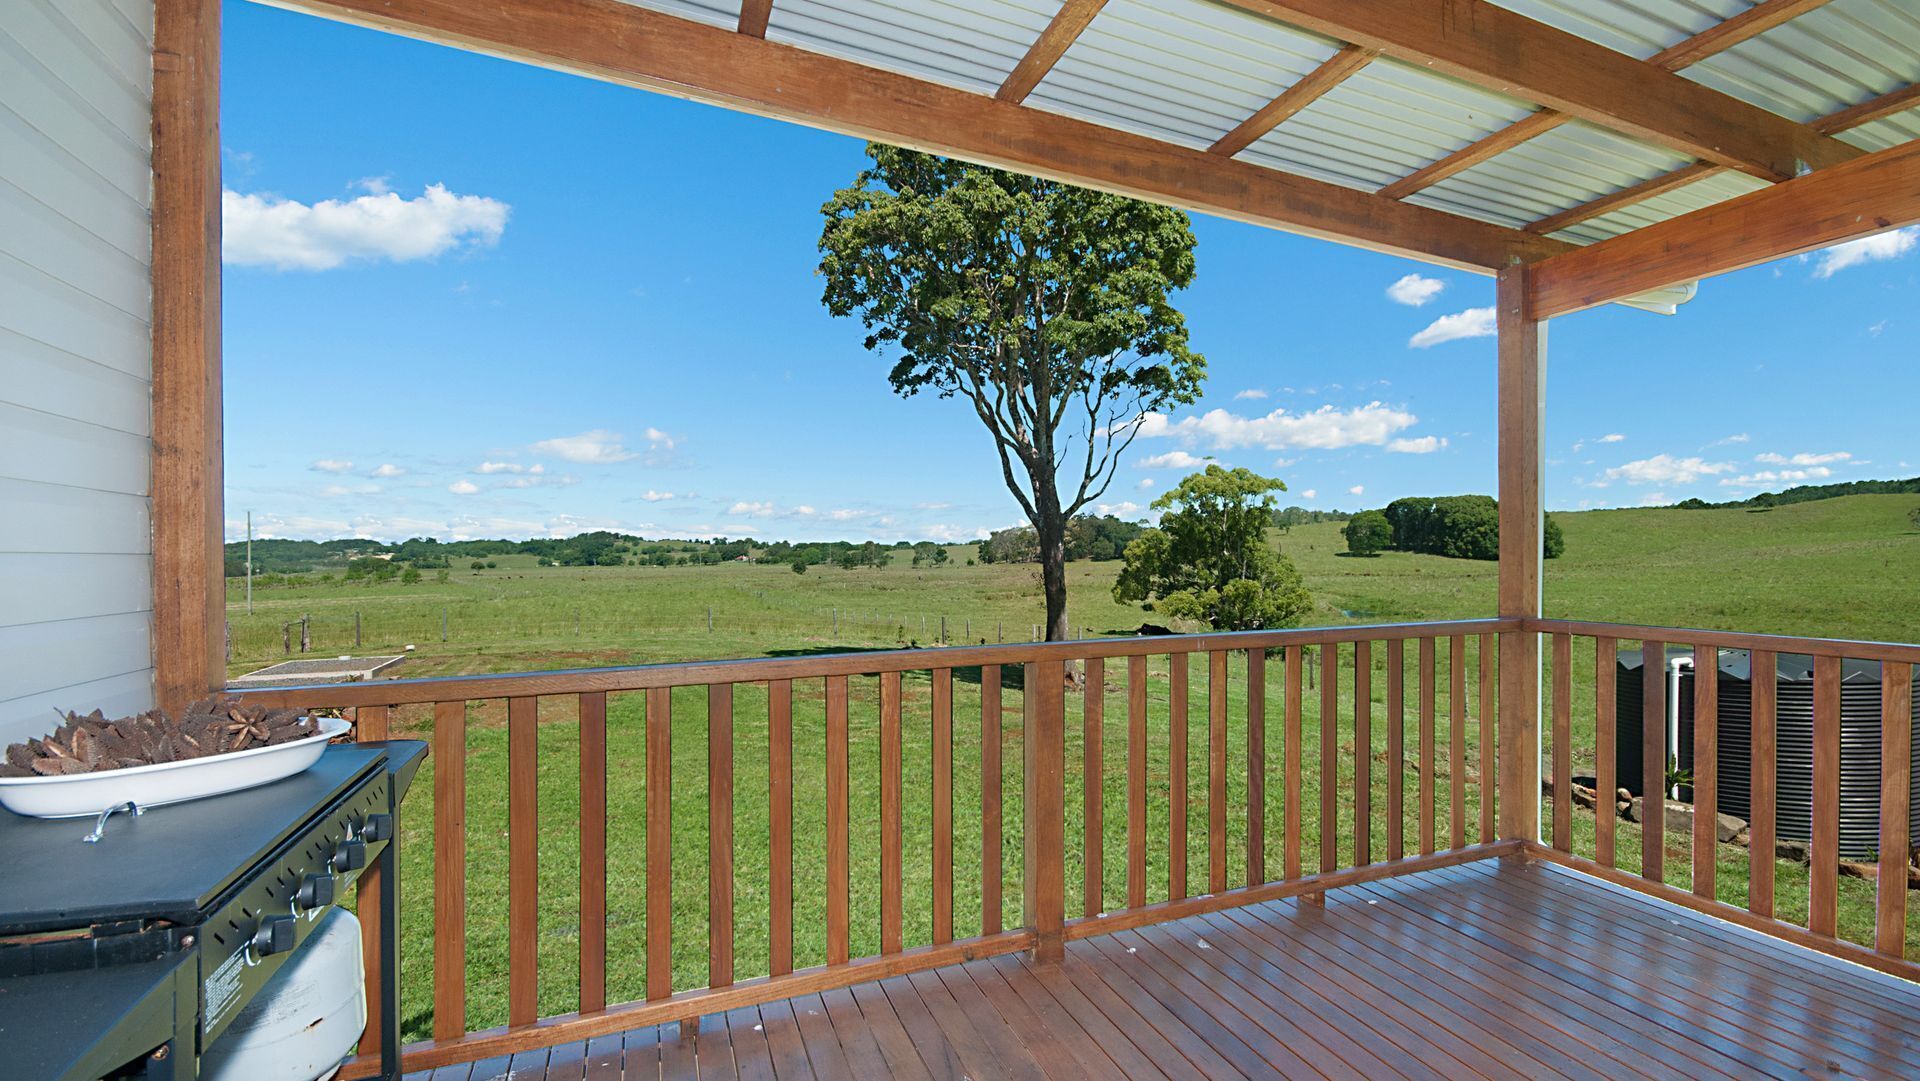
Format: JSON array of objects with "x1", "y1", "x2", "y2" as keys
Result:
[
  {"x1": 251, "y1": 915, "x2": 296, "y2": 958},
  {"x1": 331, "y1": 839, "x2": 367, "y2": 872},
  {"x1": 361, "y1": 813, "x2": 394, "y2": 843},
  {"x1": 295, "y1": 872, "x2": 335, "y2": 910}
]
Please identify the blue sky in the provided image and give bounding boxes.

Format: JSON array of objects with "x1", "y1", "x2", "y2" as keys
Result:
[{"x1": 220, "y1": 2, "x2": 1919, "y2": 544}]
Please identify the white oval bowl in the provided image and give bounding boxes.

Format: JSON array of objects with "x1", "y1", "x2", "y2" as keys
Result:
[{"x1": 0, "y1": 717, "x2": 350, "y2": 819}]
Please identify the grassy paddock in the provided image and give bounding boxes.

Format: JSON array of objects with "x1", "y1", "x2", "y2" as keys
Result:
[{"x1": 255, "y1": 494, "x2": 1920, "y2": 1040}]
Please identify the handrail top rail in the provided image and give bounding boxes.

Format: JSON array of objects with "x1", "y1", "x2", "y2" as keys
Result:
[
  {"x1": 229, "y1": 617, "x2": 1516, "y2": 708},
  {"x1": 1526, "y1": 617, "x2": 1920, "y2": 664}
]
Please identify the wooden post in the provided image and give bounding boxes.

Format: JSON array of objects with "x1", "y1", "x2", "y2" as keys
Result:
[
  {"x1": 1496, "y1": 265, "x2": 1544, "y2": 844},
  {"x1": 1024, "y1": 660, "x2": 1066, "y2": 962},
  {"x1": 151, "y1": 0, "x2": 225, "y2": 715}
]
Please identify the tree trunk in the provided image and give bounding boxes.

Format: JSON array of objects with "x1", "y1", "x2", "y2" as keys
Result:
[{"x1": 1034, "y1": 486, "x2": 1071, "y2": 642}]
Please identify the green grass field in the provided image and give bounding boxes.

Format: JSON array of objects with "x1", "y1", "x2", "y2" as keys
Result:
[{"x1": 223, "y1": 494, "x2": 1920, "y2": 1040}]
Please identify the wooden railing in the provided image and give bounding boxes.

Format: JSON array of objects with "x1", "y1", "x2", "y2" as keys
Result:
[
  {"x1": 1524, "y1": 618, "x2": 1920, "y2": 980},
  {"x1": 235, "y1": 618, "x2": 1514, "y2": 1074}
]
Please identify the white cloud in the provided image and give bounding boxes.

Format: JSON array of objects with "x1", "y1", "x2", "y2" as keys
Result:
[
  {"x1": 641, "y1": 490, "x2": 676, "y2": 502},
  {"x1": 1811, "y1": 226, "x2": 1918, "y2": 278},
  {"x1": 476, "y1": 461, "x2": 544, "y2": 475},
  {"x1": 1348, "y1": 485, "x2": 1365, "y2": 496},
  {"x1": 1722, "y1": 467, "x2": 1835, "y2": 487},
  {"x1": 368, "y1": 463, "x2": 406, "y2": 478},
  {"x1": 1602, "y1": 454, "x2": 1734, "y2": 486},
  {"x1": 727, "y1": 501, "x2": 776, "y2": 517},
  {"x1": 1136, "y1": 478, "x2": 1155, "y2": 490},
  {"x1": 492, "y1": 474, "x2": 576, "y2": 489},
  {"x1": 1408, "y1": 306, "x2": 1495, "y2": 348},
  {"x1": 1869, "y1": 320, "x2": 1888, "y2": 337},
  {"x1": 1386, "y1": 436, "x2": 1447, "y2": 454},
  {"x1": 310, "y1": 459, "x2": 353, "y2": 474},
  {"x1": 223, "y1": 183, "x2": 509, "y2": 270},
  {"x1": 531, "y1": 429, "x2": 639, "y2": 464},
  {"x1": 1598, "y1": 433, "x2": 1625, "y2": 444},
  {"x1": 644, "y1": 427, "x2": 678, "y2": 452},
  {"x1": 448, "y1": 480, "x2": 479, "y2": 495},
  {"x1": 1386, "y1": 273, "x2": 1445, "y2": 307},
  {"x1": 1136, "y1": 402, "x2": 1419, "y2": 451},
  {"x1": 1755, "y1": 451, "x2": 1850, "y2": 466},
  {"x1": 1300, "y1": 489, "x2": 1317, "y2": 500},
  {"x1": 1233, "y1": 388, "x2": 1269, "y2": 401},
  {"x1": 1097, "y1": 501, "x2": 1142, "y2": 516},
  {"x1": 1709, "y1": 433, "x2": 1750, "y2": 446},
  {"x1": 914, "y1": 501, "x2": 952, "y2": 511},
  {"x1": 1136, "y1": 450, "x2": 1212, "y2": 470}
]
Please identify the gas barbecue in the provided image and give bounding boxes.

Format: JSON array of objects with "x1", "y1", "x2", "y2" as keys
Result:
[{"x1": 0, "y1": 740, "x2": 425, "y2": 1081}]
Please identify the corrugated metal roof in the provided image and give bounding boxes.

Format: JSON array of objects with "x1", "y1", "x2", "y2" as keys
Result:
[
  {"x1": 1024, "y1": 0, "x2": 1341, "y2": 151},
  {"x1": 1239, "y1": 58, "x2": 1536, "y2": 193},
  {"x1": 1546, "y1": 169, "x2": 1770, "y2": 243},
  {"x1": 1840, "y1": 102, "x2": 1920, "y2": 149},
  {"x1": 1483, "y1": 0, "x2": 1751, "y2": 60},
  {"x1": 625, "y1": 0, "x2": 1915, "y2": 256},
  {"x1": 767, "y1": 0, "x2": 1057, "y2": 96},
  {"x1": 614, "y1": 0, "x2": 742, "y2": 31},
  {"x1": 1683, "y1": 0, "x2": 1920, "y2": 123},
  {"x1": 1410, "y1": 120, "x2": 1695, "y2": 229}
]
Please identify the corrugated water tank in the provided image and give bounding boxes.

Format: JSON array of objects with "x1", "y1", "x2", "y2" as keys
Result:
[{"x1": 1615, "y1": 649, "x2": 1918, "y2": 859}]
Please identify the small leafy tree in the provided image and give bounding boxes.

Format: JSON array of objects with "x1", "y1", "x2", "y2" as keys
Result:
[
  {"x1": 791, "y1": 559, "x2": 808, "y2": 575},
  {"x1": 1344, "y1": 510, "x2": 1392, "y2": 556},
  {"x1": 401, "y1": 566, "x2": 422, "y2": 585},
  {"x1": 1113, "y1": 466, "x2": 1312, "y2": 631},
  {"x1": 821, "y1": 145, "x2": 1204, "y2": 640},
  {"x1": 1908, "y1": 505, "x2": 1920, "y2": 531}
]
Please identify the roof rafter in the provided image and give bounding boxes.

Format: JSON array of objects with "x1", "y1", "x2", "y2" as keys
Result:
[
  {"x1": 1209, "y1": 44, "x2": 1376, "y2": 158},
  {"x1": 996, "y1": 0, "x2": 1105, "y2": 105},
  {"x1": 1528, "y1": 80, "x2": 1920, "y2": 237},
  {"x1": 737, "y1": 0, "x2": 772, "y2": 39},
  {"x1": 1217, "y1": 0, "x2": 1858, "y2": 183},
  {"x1": 271, "y1": 0, "x2": 1568, "y2": 271},
  {"x1": 1376, "y1": 110, "x2": 1567, "y2": 200},
  {"x1": 1367, "y1": 0, "x2": 1840, "y2": 200},
  {"x1": 1529, "y1": 138, "x2": 1920, "y2": 317}
]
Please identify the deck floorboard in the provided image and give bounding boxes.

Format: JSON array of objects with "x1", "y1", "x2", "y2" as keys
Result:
[{"x1": 508, "y1": 858, "x2": 1920, "y2": 1079}]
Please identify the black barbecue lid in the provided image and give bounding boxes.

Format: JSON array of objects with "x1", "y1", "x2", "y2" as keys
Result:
[{"x1": 0, "y1": 744, "x2": 387, "y2": 936}]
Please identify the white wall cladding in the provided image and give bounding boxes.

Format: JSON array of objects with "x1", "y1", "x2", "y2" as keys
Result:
[{"x1": 0, "y1": 0, "x2": 156, "y2": 745}]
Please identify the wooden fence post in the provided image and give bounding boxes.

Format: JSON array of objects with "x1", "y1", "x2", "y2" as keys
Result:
[{"x1": 1023, "y1": 660, "x2": 1066, "y2": 962}]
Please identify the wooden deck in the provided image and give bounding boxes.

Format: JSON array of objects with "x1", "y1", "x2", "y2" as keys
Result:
[{"x1": 406, "y1": 857, "x2": 1920, "y2": 1081}]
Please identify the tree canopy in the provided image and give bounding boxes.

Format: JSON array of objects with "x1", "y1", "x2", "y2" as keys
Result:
[
  {"x1": 1378, "y1": 495, "x2": 1564, "y2": 560},
  {"x1": 1344, "y1": 510, "x2": 1393, "y2": 556},
  {"x1": 819, "y1": 144, "x2": 1204, "y2": 639},
  {"x1": 1113, "y1": 466, "x2": 1313, "y2": 632}
]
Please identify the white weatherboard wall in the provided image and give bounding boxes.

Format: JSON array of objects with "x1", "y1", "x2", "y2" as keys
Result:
[{"x1": 0, "y1": 0, "x2": 157, "y2": 744}]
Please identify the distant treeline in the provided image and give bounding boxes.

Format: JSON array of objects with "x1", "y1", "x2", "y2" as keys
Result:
[
  {"x1": 975, "y1": 515, "x2": 1146, "y2": 564},
  {"x1": 1348, "y1": 495, "x2": 1564, "y2": 560},
  {"x1": 224, "y1": 531, "x2": 967, "y2": 576},
  {"x1": 1671, "y1": 477, "x2": 1920, "y2": 510},
  {"x1": 1273, "y1": 506, "x2": 1352, "y2": 529}
]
